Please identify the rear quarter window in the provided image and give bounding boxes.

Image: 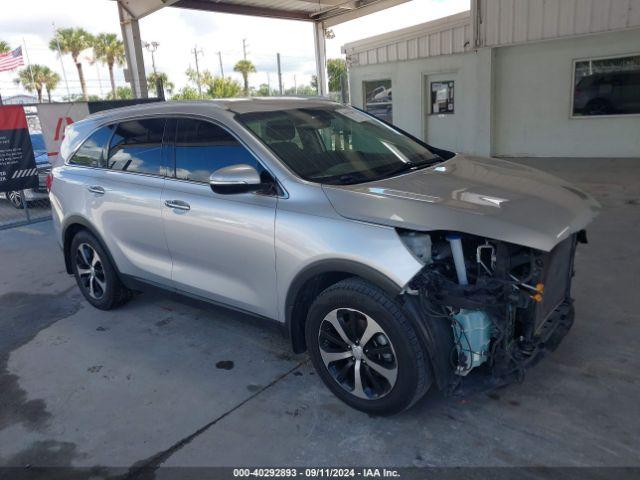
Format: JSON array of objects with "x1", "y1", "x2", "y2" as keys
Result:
[{"x1": 69, "y1": 125, "x2": 114, "y2": 167}]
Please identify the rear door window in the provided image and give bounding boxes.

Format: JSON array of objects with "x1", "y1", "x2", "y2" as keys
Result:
[
  {"x1": 107, "y1": 118, "x2": 167, "y2": 176},
  {"x1": 69, "y1": 125, "x2": 114, "y2": 167},
  {"x1": 172, "y1": 118, "x2": 263, "y2": 183}
]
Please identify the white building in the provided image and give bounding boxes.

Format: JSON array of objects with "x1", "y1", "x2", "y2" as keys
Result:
[{"x1": 343, "y1": 0, "x2": 640, "y2": 158}]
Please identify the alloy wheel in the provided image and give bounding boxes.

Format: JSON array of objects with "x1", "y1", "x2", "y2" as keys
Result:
[
  {"x1": 76, "y1": 243, "x2": 107, "y2": 300},
  {"x1": 318, "y1": 308, "x2": 398, "y2": 400}
]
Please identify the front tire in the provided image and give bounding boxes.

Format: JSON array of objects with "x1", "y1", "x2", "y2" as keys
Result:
[
  {"x1": 305, "y1": 278, "x2": 431, "y2": 415},
  {"x1": 70, "y1": 230, "x2": 131, "y2": 310}
]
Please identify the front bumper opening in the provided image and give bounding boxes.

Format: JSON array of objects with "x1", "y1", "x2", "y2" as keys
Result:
[{"x1": 404, "y1": 230, "x2": 580, "y2": 394}]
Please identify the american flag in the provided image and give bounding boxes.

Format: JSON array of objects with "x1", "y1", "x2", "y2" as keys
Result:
[{"x1": 0, "y1": 47, "x2": 24, "y2": 72}]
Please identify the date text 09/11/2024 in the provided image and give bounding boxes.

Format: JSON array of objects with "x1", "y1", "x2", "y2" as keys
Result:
[{"x1": 232, "y1": 468, "x2": 401, "y2": 478}]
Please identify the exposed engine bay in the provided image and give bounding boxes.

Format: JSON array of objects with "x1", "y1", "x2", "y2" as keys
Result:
[{"x1": 399, "y1": 229, "x2": 586, "y2": 393}]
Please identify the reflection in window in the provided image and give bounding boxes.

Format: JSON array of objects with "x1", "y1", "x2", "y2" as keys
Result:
[
  {"x1": 573, "y1": 55, "x2": 640, "y2": 116},
  {"x1": 431, "y1": 81, "x2": 454, "y2": 114},
  {"x1": 70, "y1": 125, "x2": 114, "y2": 167},
  {"x1": 363, "y1": 80, "x2": 392, "y2": 123},
  {"x1": 174, "y1": 118, "x2": 261, "y2": 183},
  {"x1": 107, "y1": 119, "x2": 166, "y2": 175}
]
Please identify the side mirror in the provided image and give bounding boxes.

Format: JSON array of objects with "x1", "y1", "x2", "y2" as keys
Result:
[{"x1": 209, "y1": 164, "x2": 263, "y2": 194}]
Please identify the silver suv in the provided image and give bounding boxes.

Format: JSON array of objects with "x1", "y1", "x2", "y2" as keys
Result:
[{"x1": 50, "y1": 99, "x2": 599, "y2": 414}]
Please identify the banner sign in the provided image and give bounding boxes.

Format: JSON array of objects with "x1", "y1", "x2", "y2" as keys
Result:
[
  {"x1": 0, "y1": 105, "x2": 37, "y2": 193},
  {"x1": 37, "y1": 102, "x2": 90, "y2": 167}
]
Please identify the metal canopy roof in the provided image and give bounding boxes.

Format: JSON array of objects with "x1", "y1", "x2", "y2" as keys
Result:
[{"x1": 117, "y1": 0, "x2": 410, "y2": 26}]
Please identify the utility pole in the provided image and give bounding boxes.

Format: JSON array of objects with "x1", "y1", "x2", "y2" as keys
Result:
[
  {"x1": 294, "y1": 75, "x2": 297, "y2": 95},
  {"x1": 242, "y1": 39, "x2": 248, "y2": 60},
  {"x1": 276, "y1": 53, "x2": 283, "y2": 95},
  {"x1": 144, "y1": 41, "x2": 160, "y2": 75},
  {"x1": 267, "y1": 72, "x2": 271, "y2": 96},
  {"x1": 217, "y1": 51, "x2": 224, "y2": 77},
  {"x1": 191, "y1": 45, "x2": 204, "y2": 98}
]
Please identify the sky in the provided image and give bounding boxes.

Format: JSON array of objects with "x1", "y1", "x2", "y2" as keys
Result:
[{"x1": 0, "y1": 0, "x2": 469, "y2": 100}]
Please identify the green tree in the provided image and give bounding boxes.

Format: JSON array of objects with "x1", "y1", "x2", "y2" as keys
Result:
[
  {"x1": 185, "y1": 67, "x2": 242, "y2": 99},
  {"x1": 233, "y1": 59, "x2": 256, "y2": 96},
  {"x1": 255, "y1": 83, "x2": 278, "y2": 97},
  {"x1": 172, "y1": 85, "x2": 200, "y2": 100},
  {"x1": 147, "y1": 71, "x2": 175, "y2": 97},
  {"x1": 93, "y1": 33, "x2": 125, "y2": 100},
  {"x1": 49, "y1": 28, "x2": 94, "y2": 101},
  {"x1": 285, "y1": 84, "x2": 317, "y2": 96},
  {"x1": 106, "y1": 85, "x2": 132, "y2": 100},
  {"x1": 327, "y1": 58, "x2": 347, "y2": 93},
  {"x1": 43, "y1": 69, "x2": 60, "y2": 102},
  {"x1": 207, "y1": 76, "x2": 242, "y2": 98},
  {"x1": 14, "y1": 65, "x2": 58, "y2": 103},
  {"x1": 0, "y1": 41, "x2": 10, "y2": 54}
]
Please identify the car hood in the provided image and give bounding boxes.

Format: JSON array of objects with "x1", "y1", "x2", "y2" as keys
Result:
[{"x1": 322, "y1": 155, "x2": 600, "y2": 251}]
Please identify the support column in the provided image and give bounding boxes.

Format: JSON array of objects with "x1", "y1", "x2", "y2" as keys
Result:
[
  {"x1": 118, "y1": 1, "x2": 148, "y2": 99},
  {"x1": 313, "y1": 21, "x2": 329, "y2": 97}
]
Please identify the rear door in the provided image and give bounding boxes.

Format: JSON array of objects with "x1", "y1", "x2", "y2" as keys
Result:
[
  {"x1": 162, "y1": 117, "x2": 278, "y2": 319},
  {"x1": 82, "y1": 117, "x2": 173, "y2": 285}
]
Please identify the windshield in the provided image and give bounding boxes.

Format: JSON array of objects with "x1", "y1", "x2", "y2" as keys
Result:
[{"x1": 236, "y1": 106, "x2": 442, "y2": 185}]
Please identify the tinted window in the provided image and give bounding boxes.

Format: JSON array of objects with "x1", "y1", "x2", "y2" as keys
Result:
[
  {"x1": 70, "y1": 126, "x2": 114, "y2": 167},
  {"x1": 107, "y1": 118, "x2": 166, "y2": 175},
  {"x1": 173, "y1": 118, "x2": 262, "y2": 183},
  {"x1": 573, "y1": 55, "x2": 640, "y2": 116}
]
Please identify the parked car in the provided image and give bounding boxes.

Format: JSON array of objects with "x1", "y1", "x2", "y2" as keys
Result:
[
  {"x1": 49, "y1": 99, "x2": 599, "y2": 414},
  {"x1": 1, "y1": 133, "x2": 51, "y2": 209}
]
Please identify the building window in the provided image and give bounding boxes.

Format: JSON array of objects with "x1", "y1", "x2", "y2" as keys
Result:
[
  {"x1": 573, "y1": 54, "x2": 640, "y2": 116},
  {"x1": 363, "y1": 80, "x2": 392, "y2": 123},
  {"x1": 431, "y1": 81, "x2": 455, "y2": 114}
]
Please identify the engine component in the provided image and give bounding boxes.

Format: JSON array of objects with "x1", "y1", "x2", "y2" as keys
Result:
[
  {"x1": 399, "y1": 231, "x2": 432, "y2": 264},
  {"x1": 452, "y1": 309, "x2": 491, "y2": 376},
  {"x1": 476, "y1": 242, "x2": 496, "y2": 275},
  {"x1": 446, "y1": 233, "x2": 468, "y2": 285}
]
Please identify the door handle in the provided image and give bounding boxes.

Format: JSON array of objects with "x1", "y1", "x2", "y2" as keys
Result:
[
  {"x1": 164, "y1": 199, "x2": 191, "y2": 211},
  {"x1": 87, "y1": 185, "x2": 105, "y2": 195}
]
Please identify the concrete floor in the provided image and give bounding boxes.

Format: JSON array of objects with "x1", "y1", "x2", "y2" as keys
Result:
[{"x1": 0, "y1": 158, "x2": 639, "y2": 472}]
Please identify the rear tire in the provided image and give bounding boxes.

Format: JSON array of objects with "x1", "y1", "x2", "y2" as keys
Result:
[
  {"x1": 305, "y1": 278, "x2": 431, "y2": 415},
  {"x1": 70, "y1": 230, "x2": 132, "y2": 310}
]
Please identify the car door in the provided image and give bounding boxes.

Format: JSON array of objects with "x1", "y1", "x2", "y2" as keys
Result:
[
  {"x1": 161, "y1": 117, "x2": 278, "y2": 319},
  {"x1": 83, "y1": 117, "x2": 173, "y2": 285}
]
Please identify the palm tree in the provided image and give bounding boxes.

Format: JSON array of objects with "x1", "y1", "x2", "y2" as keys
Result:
[
  {"x1": 147, "y1": 71, "x2": 174, "y2": 97},
  {"x1": 93, "y1": 33, "x2": 125, "y2": 100},
  {"x1": 0, "y1": 41, "x2": 10, "y2": 54},
  {"x1": 14, "y1": 65, "x2": 57, "y2": 103},
  {"x1": 233, "y1": 60, "x2": 256, "y2": 96},
  {"x1": 49, "y1": 28, "x2": 94, "y2": 101},
  {"x1": 44, "y1": 69, "x2": 61, "y2": 102}
]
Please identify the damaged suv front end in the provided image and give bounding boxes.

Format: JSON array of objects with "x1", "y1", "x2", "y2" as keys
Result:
[
  {"x1": 323, "y1": 154, "x2": 600, "y2": 394},
  {"x1": 400, "y1": 228, "x2": 584, "y2": 393}
]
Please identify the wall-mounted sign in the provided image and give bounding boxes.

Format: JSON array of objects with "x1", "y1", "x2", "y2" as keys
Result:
[
  {"x1": 363, "y1": 80, "x2": 393, "y2": 123},
  {"x1": 0, "y1": 105, "x2": 37, "y2": 193},
  {"x1": 431, "y1": 81, "x2": 455, "y2": 114}
]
